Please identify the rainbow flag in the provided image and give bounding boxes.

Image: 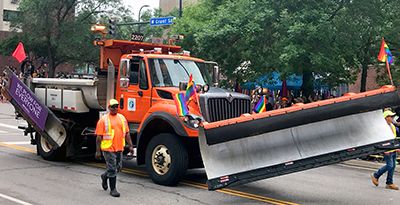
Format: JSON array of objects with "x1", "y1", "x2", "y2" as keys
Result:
[
  {"x1": 185, "y1": 74, "x2": 197, "y2": 101},
  {"x1": 254, "y1": 96, "x2": 267, "y2": 113},
  {"x1": 173, "y1": 93, "x2": 189, "y2": 116},
  {"x1": 377, "y1": 39, "x2": 393, "y2": 63}
]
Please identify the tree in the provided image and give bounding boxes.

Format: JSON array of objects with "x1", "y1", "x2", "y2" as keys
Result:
[
  {"x1": 332, "y1": 0, "x2": 400, "y2": 91},
  {"x1": 0, "y1": 0, "x2": 125, "y2": 77},
  {"x1": 172, "y1": 0, "x2": 400, "y2": 94}
]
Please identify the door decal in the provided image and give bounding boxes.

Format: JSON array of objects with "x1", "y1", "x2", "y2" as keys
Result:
[{"x1": 128, "y1": 98, "x2": 136, "y2": 111}]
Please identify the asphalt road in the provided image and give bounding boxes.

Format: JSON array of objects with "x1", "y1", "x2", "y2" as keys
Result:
[{"x1": 1, "y1": 102, "x2": 400, "y2": 205}]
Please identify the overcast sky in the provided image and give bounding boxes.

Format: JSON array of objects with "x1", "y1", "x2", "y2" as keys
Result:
[{"x1": 122, "y1": 0, "x2": 160, "y2": 20}]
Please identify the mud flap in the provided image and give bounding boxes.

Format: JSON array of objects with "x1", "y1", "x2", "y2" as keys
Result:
[
  {"x1": 1, "y1": 68, "x2": 66, "y2": 148},
  {"x1": 199, "y1": 88, "x2": 400, "y2": 190}
]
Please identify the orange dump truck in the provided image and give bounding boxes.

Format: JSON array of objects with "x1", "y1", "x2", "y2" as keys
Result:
[{"x1": 2, "y1": 30, "x2": 400, "y2": 190}]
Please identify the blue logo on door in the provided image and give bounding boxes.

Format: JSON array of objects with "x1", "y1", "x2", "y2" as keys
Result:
[{"x1": 127, "y1": 98, "x2": 136, "y2": 111}]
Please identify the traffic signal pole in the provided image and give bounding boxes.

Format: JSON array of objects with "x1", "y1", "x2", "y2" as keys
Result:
[{"x1": 109, "y1": 18, "x2": 117, "y2": 38}]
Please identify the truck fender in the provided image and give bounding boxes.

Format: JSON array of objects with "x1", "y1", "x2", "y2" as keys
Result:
[{"x1": 136, "y1": 111, "x2": 188, "y2": 165}]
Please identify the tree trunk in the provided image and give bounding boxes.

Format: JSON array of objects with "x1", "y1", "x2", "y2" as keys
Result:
[
  {"x1": 47, "y1": 45, "x2": 56, "y2": 78},
  {"x1": 301, "y1": 67, "x2": 313, "y2": 101},
  {"x1": 360, "y1": 63, "x2": 368, "y2": 92},
  {"x1": 360, "y1": 39, "x2": 372, "y2": 92}
]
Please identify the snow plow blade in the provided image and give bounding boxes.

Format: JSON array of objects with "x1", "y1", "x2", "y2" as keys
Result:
[
  {"x1": 1, "y1": 68, "x2": 66, "y2": 149},
  {"x1": 199, "y1": 86, "x2": 400, "y2": 190}
]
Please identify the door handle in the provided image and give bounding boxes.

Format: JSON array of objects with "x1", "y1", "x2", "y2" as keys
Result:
[{"x1": 121, "y1": 89, "x2": 143, "y2": 97}]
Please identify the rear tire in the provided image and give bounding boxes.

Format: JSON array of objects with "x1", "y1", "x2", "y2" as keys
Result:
[
  {"x1": 145, "y1": 133, "x2": 188, "y2": 186},
  {"x1": 37, "y1": 133, "x2": 66, "y2": 161}
]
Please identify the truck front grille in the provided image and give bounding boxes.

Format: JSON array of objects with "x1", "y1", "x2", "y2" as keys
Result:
[{"x1": 207, "y1": 98, "x2": 251, "y2": 122}]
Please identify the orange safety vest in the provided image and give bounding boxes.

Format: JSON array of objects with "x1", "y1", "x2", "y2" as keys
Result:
[{"x1": 100, "y1": 113, "x2": 126, "y2": 151}]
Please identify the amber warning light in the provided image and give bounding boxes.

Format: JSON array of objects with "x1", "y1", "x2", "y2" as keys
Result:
[{"x1": 91, "y1": 25, "x2": 106, "y2": 32}]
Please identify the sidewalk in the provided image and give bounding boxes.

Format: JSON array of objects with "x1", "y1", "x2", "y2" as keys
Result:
[{"x1": 341, "y1": 159, "x2": 399, "y2": 173}]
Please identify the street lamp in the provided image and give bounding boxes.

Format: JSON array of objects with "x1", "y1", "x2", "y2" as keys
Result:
[{"x1": 138, "y1": 5, "x2": 150, "y2": 33}]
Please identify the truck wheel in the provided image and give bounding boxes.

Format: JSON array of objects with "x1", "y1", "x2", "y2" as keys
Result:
[
  {"x1": 37, "y1": 133, "x2": 66, "y2": 161},
  {"x1": 145, "y1": 133, "x2": 188, "y2": 186}
]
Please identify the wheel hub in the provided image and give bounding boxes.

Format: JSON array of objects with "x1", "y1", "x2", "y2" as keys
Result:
[
  {"x1": 40, "y1": 136, "x2": 53, "y2": 153},
  {"x1": 151, "y1": 145, "x2": 171, "y2": 175}
]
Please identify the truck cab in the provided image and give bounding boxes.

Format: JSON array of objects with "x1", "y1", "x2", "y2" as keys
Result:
[{"x1": 98, "y1": 38, "x2": 251, "y2": 185}]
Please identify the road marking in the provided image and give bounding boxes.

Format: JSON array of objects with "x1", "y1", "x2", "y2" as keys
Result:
[
  {"x1": 0, "y1": 122, "x2": 19, "y2": 130},
  {"x1": 0, "y1": 143, "x2": 299, "y2": 205},
  {"x1": 0, "y1": 193, "x2": 33, "y2": 205},
  {"x1": 3, "y1": 141, "x2": 31, "y2": 145},
  {"x1": 81, "y1": 160, "x2": 299, "y2": 205},
  {"x1": 0, "y1": 130, "x2": 8, "y2": 133},
  {"x1": 0, "y1": 142, "x2": 36, "y2": 153}
]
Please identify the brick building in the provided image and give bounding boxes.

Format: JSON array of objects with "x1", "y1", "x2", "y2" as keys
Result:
[{"x1": 348, "y1": 66, "x2": 400, "y2": 96}]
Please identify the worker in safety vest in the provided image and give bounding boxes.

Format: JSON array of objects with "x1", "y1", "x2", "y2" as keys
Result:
[
  {"x1": 95, "y1": 99, "x2": 134, "y2": 197},
  {"x1": 371, "y1": 110, "x2": 400, "y2": 190}
]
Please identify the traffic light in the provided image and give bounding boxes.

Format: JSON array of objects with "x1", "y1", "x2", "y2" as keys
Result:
[{"x1": 109, "y1": 18, "x2": 117, "y2": 38}]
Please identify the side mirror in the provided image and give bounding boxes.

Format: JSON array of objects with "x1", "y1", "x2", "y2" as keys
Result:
[
  {"x1": 120, "y1": 77, "x2": 129, "y2": 88},
  {"x1": 213, "y1": 66, "x2": 219, "y2": 87},
  {"x1": 179, "y1": 82, "x2": 188, "y2": 91}
]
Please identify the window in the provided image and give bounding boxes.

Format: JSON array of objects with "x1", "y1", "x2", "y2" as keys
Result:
[
  {"x1": 129, "y1": 61, "x2": 139, "y2": 85},
  {"x1": 3, "y1": 10, "x2": 19, "y2": 22},
  {"x1": 148, "y1": 58, "x2": 210, "y2": 87},
  {"x1": 139, "y1": 60, "x2": 148, "y2": 90}
]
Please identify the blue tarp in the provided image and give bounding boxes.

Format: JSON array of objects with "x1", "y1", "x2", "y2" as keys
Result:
[{"x1": 242, "y1": 73, "x2": 302, "y2": 90}]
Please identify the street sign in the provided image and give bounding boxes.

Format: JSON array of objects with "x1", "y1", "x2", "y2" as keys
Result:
[{"x1": 150, "y1": 17, "x2": 175, "y2": 26}]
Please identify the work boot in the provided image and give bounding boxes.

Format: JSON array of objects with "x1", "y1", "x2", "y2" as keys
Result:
[
  {"x1": 371, "y1": 173, "x2": 378, "y2": 186},
  {"x1": 386, "y1": 184, "x2": 399, "y2": 190},
  {"x1": 101, "y1": 173, "x2": 108, "y2": 190},
  {"x1": 109, "y1": 177, "x2": 120, "y2": 197}
]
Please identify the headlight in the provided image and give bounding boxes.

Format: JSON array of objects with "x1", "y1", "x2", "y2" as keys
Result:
[
  {"x1": 202, "y1": 84, "x2": 210, "y2": 92},
  {"x1": 179, "y1": 114, "x2": 203, "y2": 129}
]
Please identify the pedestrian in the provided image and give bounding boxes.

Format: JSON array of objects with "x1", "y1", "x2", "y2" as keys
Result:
[
  {"x1": 371, "y1": 110, "x2": 399, "y2": 190},
  {"x1": 95, "y1": 99, "x2": 134, "y2": 197}
]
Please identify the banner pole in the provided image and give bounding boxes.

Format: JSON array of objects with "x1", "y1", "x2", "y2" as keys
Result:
[{"x1": 386, "y1": 56, "x2": 394, "y2": 85}]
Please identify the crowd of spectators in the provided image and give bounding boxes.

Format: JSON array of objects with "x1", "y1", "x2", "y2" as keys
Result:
[
  {"x1": 251, "y1": 87, "x2": 336, "y2": 111},
  {"x1": 0, "y1": 69, "x2": 11, "y2": 103}
]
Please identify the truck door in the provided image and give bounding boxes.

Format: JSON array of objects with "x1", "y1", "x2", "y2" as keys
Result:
[{"x1": 119, "y1": 58, "x2": 151, "y2": 123}]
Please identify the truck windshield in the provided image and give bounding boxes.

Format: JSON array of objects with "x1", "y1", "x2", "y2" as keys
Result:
[{"x1": 148, "y1": 58, "x2": 212, "y2": 87}]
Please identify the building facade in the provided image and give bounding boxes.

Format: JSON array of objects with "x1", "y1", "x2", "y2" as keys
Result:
[
  {"x1": 160, "y1": 0, "x2": 198, "y2": 15},
  {"x1": 1, "y1": 0, "x2": 20, "y2": 73}
]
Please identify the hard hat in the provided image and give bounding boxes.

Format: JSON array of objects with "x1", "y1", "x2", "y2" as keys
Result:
[
  {"x1": 108, "y1": 99, "x2": 119, "y2": 106},
  {"x1": 383, "y1": 110, "x2": 396, "y2": 118}
]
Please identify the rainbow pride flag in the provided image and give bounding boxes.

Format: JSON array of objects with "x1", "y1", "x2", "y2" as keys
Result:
[
  {"x1": 173, "y1": 93, "x2": 189, "y2": 116},
  {"x1": 254, "y1": 96, "x2": 266, "y2": 113},
  {"x1": 377, "y1": 39, "x2": 393, "y2": 64},
  {"x1": 185, "y1": 74, "x2": 197, "y2": 101}
]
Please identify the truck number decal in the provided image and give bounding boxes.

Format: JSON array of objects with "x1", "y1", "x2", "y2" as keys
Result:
[{"x1": 128, "y1": 98, "x2": 136, "y2": 111}]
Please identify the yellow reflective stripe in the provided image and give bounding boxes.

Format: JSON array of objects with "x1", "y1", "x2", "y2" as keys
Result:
[{"x1": 107, "y1": 114, "x2": 112, "y2": 135}]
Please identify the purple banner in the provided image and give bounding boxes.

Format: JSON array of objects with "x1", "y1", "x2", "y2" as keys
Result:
[{"x1": 9, "y1": 75, "x2": 48, "y2": 130}]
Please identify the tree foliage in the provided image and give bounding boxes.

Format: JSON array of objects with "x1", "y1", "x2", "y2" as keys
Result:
[
  {"x1": 172, "y1": 0, "x2": 400, "y2": 93},
  {"x1": 0, "y1": 0, "x2": 125, "y2": 77}
]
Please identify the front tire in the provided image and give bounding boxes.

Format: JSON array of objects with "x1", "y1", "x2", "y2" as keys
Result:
[
  {"x1": 145, "y1": 133, "x2": 188, "y2": 186},
  {"x1": 37, "y1": 133, "x2": 66, "y2": 161}
]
